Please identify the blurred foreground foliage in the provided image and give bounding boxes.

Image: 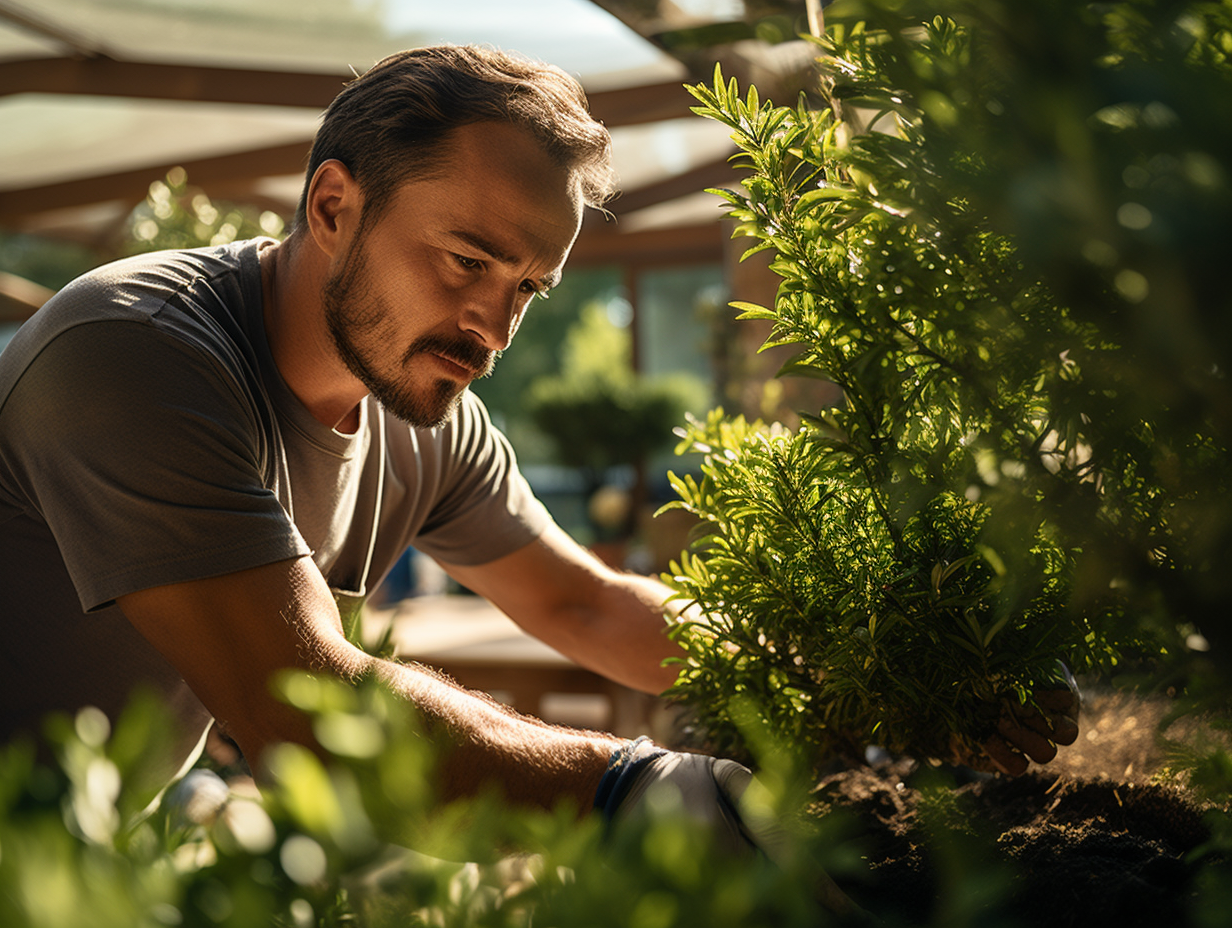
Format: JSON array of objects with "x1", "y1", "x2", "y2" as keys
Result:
[
  {"x1": 0, "y1": 678, "x2": 853, "y2": 928},
  {"x1": 5, "y1": 676, "x2": 1232, "y2": 926},
  {"x1": 661, "y1": 0, "x2": 1232, "y2": 768}
]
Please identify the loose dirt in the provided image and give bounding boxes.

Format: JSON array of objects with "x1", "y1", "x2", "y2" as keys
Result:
[{"x1": 810, "y1": 686, "x2": 1230, "y2": 927}]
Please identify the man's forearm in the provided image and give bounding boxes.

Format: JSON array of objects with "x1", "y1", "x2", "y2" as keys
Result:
[
  {"x1": 371, "y1": 655, "x2": 623, "y2": 809},
  {"x1": 440, "y1": 525, "x2": 690, "y2": 696},
  {"x1": 584, "y1": 571, "x2": 687, "y2": 694},
  {"x1": 118, "y1": 556, "x2": 624, "y2": 813}
]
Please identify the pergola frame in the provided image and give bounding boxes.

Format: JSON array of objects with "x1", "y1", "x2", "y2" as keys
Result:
[{"x1": 0, "y1": 20, "x2": 741, "y2": 264}]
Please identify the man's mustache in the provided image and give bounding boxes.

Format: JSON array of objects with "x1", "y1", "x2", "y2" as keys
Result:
[{"x1": 403, "y1": 334, "x2": 495, "y2": 377}]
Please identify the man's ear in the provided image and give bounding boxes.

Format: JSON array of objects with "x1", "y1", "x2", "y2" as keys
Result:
[{"x1": 304, "y1": 160, "x2": 363, "y2": 260}]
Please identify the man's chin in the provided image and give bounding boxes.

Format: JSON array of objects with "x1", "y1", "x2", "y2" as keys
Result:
[{"x1": 376, "y1": 381, "x2": 466, "y2": 429}]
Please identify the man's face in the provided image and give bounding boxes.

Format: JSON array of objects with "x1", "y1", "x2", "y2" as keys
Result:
[{"x1": 322, "y1": 121, "x2": 582, "y2": 428}]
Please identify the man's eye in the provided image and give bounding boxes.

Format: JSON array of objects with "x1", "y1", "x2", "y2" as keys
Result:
[{"x1": 455, "y1": 254, "x2": 482, "y2": 270}]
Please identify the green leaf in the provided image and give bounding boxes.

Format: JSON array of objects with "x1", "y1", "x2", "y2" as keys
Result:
[
  {"x1": 982, "y1": 614, "x2": 1010, "y2": 648},
  {"x1": 945, "y1": 633, "x2": 984, "y2": 657},
  {"x1": 740, "y1": 240, "x2": 777, "y2": 262},
  {"x1": 794, "y1": 186, "x2": 855, "y2": 210},
  {"x1": 777, "y1": 354, "x2": 836, "y2": 381},
  {"x1": 731, "y1": 300, "x2": 777, "y2": 320}
]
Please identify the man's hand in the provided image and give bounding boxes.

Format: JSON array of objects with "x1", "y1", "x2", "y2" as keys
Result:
[
  {"x1": 594, "y1": 738, "x2": 758, "y2": 856},
  {"x1": 595, "y1": 738, "x2": 866, "y2": 920},
  {"x1": 951, "y1": 662, "x2": 1082, "y2": 775}
]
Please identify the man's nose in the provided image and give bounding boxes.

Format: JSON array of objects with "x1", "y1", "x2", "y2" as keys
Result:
[{"x1": 459, "y1": 288, "x2": 525, "y2": 352}]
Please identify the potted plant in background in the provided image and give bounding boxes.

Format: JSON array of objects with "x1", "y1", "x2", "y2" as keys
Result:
[{"x1": 527, "y1": 301, "x2": 707, "y2": 566}]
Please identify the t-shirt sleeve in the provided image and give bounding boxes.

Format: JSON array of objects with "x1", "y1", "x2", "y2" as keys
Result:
[
  {"x1": 406, "y1": 391, "x2": 551, "y2": 566},
  {"x1": 0, "y1": 320, "x2": 310, "y2": 611}
]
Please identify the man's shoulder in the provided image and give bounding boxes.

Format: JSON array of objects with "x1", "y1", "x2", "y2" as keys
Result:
[
  {"x1": 0, "y1": 240, "x2": 267, "y2": 397},
  {"x1": 48, "y1": 240, "x2": 261, "y2": 325}
]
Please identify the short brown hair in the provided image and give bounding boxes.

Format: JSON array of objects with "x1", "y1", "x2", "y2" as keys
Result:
[{"x1": 293, "y1": 45, "x2": 615, "y2": 232}]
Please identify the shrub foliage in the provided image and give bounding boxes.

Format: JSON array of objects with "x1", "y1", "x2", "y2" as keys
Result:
[
  {"x1": 662, "y1": 0, "x2": 1232, "y2": 765},
  {"x1": 5, "y1": 4, "x2": 1232, "y2": 926}
]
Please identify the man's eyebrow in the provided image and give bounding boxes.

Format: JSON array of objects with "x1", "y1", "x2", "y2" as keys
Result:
[
  {"x1": 450, "y1": 230, "x2": 515, "y2": 264},
  {"x1": 449, "y1": 230, "x2": 561, "y2": 291}
]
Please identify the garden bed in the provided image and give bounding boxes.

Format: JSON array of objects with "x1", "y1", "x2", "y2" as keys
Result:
[{"x1": 812, "y1": 687, "x2": 1226, "y2": 926}]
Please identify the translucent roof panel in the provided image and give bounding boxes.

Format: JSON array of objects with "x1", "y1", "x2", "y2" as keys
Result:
[
  {"x1": 0, "y1": 0, "x2": 686, "y2": 88},
  {"x1": 609, "y1": 116, "x2": 736, "y2": 191},
  {"x1": 1, "y1": 96, "x2": 321, "y2": 189},
  {"x1": 0, "y1": 20, "x2": 60, "y2": 58}
]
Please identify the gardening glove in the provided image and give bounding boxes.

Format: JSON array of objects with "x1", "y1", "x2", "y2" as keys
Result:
[
  {"x1": 594, "y1": 738, "x2": 868, "y2": 921},
  {"x1": 952, "y1": 660, "x2": 1083, "y2": 776},
  {"x1": 593, "y1": 737, "x2": 764, "y2": 858}
]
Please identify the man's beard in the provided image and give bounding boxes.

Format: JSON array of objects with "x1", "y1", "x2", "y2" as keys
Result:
[{"x1": 322, "y1": 241, "x2": 496, "y2": 429}]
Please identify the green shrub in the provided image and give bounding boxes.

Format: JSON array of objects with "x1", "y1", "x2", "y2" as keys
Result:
[{"x1": 661, "y1": 0, "x2": 1232, "y2": 766}]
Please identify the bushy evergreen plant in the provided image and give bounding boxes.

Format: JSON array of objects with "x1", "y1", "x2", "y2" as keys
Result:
[{"x1": 661, "y1": 0, "x2": 1232, "y2": 767}]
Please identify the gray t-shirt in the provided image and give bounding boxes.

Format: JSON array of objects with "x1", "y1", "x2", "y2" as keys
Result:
[{"x1": 0, "y1": 239, "x2": 549, "y2": 774}]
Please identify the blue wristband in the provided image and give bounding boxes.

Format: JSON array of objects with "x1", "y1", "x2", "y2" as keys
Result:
[{"x1": 592, "y1": 736, "x2": 668, "y2": 820}]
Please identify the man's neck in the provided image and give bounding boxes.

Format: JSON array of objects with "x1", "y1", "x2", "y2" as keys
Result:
[{"x1": 260, "y1": 237, "x2": 366, "y2": 433}]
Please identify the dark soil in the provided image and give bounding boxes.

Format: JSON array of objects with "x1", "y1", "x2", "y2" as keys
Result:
[{"x1": 811, "y1": 687, "x2": 1231, "y2": 928}]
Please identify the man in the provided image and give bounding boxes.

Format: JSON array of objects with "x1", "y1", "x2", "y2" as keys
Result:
[{"x1": 0, "y1": 46, "x2": 1073, "y2": 828}]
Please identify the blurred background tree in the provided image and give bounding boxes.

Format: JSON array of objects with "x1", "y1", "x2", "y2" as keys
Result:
[
  {"x1": 470, "y1": 269, "x2": 626, "y2": 464},
  {"x1": 525, "y1": 300, "x2": 708, "y2": 550},
  {"x1": 0, "y1": 233, "x2": 96, "y2": 294},
  {"x1": 124, "y1": 166, "x2": 287, "y2": 253}
]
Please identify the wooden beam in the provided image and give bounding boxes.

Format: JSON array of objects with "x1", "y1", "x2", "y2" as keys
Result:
[
  {"x1": 588, "y1": 80, "x2": 696, "y2": 127},
  {"x1": 0, "y1": 270, "x2": 54, "y2": 321},
  {"x1": 0, "y1": 139, "x2": 731, "y2": 227},
  {"x1": 0, "y1": 57, "x2": 348, "y2": 108},
  {"x1": 606, "y1": 154, "x2": 740, "y2": 215},
  {"x1": 570, "y1": 220, "x2": 724, "y2": 267},
  {"x1": 0, "y1": 140, "x2": 309, "y2": 224},
  {"x1": 0, "y1": 56, "x2": 693, "y2": 127},
  {"x1": 1, "y1": 141, "x2": 734, "y2": 245},
  {"x1": 0, "y1": 1, "x2": 103, "y2": 57}
]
